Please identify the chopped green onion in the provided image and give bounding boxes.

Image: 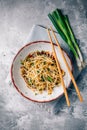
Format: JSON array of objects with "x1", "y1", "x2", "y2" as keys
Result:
[
  {"x1": 20, "y1": 60, "x2": 24, "y2": 65},
  {"x1": 47, "y1": 68, "x2": 50, "y2": 71},
  {"x1": 30, "y1": 62, "x2": 34, "y2": 66},
  {"x1": 37, "y1": 70, "x2": 40, "y2": 73},
  {"x1": 41, "y1": 75, "x2": 45, "y2": 81},
  {"x1": 43, "y1": 61, "x2": 46, "y2": 65},
  {"x1": 28, "y1": 78, "x2": 32, "y2": 85},
  {"x1": 47, "y1": 76, "x2": 53, "y2": 82},
  {"x1": 35, "y1": 93, "x2": 38, "y2": 95}
]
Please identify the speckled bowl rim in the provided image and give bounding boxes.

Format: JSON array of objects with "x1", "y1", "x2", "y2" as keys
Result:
[{"x1": 11, "y1": 40, "x2": 73, "y2": 103}]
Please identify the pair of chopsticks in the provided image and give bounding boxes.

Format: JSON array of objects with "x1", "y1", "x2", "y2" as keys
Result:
[{"x1": 47, "y1": 27, "x2": 83, "y2": 106}]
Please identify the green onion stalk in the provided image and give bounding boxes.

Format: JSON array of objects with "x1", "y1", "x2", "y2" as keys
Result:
[{"x1": 48, "y1": 9, "x2": 84, "y2": 69}]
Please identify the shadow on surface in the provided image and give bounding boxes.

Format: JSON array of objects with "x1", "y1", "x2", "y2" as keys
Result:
[
  {"x1": 64, "y1": 117, "x2": 85, "y2": 130},
  {"x1": 53, "y1": 65, "x2": 87, "y2": 114}
]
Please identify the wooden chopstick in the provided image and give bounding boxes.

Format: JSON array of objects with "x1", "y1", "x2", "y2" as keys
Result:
[
  {"x1": 47, "y1": 29, "x2": 70, "y2": 106},
  {"x1": 50, "y1": 26, "x2": 83, "y2": 102}
]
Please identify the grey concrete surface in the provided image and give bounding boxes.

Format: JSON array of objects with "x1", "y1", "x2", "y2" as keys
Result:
[{"x1": 0, "y1": 0, "x2": 87, "y2": 130}]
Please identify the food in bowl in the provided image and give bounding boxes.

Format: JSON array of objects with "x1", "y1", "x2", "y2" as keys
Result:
[{"x1": 20, "y1": 51, "x2": 65, "y2": 94}]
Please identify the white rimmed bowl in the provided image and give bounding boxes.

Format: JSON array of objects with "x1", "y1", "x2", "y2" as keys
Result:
[{"x1": 11, "y1": 41, "x2": 73, "y2": 103}]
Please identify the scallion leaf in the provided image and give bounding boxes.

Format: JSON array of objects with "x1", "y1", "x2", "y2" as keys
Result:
[
  {"x1": 41, "y1": 75, "x2": 45, "y2": 82},
  {"x1": 43, "y1": 61, "x2": 46, "y2": 65},
  {"x1": 30, "y1": 62, "x2": 34, "y2": 66},
  {"x1": 37, "y1": 70, "x2": 40, "y2": 73},
  {"x1": 47, "y1": 76, "x2": 53, "y2": 82},
  {"x1": 48, "y1": 8, "x2": 84, "y2": 68},
  {"x1": 20, "y1": 60, "x2": 24, "y2": 65},
  {"x1": 28, "y1": 79, "x2": 32, "y2": 85}
]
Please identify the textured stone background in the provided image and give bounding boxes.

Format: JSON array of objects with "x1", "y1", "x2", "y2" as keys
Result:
[{"x1": 0, "y1": 0, "x2": 87, "y2": 130}]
